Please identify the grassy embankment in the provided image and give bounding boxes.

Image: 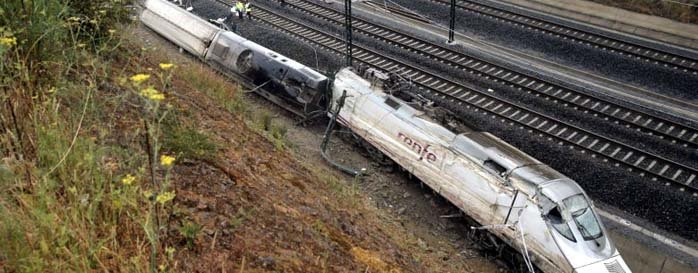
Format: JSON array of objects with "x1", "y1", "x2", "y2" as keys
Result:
[
  {"x1": 0, "y1": 0, "x2": 188, "y2": 271},
  {"x1": 0, "y1": 1, "x2": 444, "y2": 272}
]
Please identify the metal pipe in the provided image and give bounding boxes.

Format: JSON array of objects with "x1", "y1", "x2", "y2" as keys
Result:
[
  {"x1": 448, "y1": 0, "x2": 456, "y2": 43},
  {"x1": 345, "y1": 0, "x2": 353, "y2": 66},
  {"x1": 504, "y1": 190, "x2": 520, "y2": 225},
  {"x1": 320, "y1": 90, "x2": 365, "y2": 176}
]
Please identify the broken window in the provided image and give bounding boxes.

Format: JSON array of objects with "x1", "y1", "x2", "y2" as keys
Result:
[
  {"x1": 545, "y1": 206, "x2": 576, "y2": 242},
  {"x1": 385, "y1": 97, "x2": 401, "y2": 110},
  {"x1": 541, "y1": 194, "x2": 602, "y2": 242},
  {"x1": 564, "y1": 194, "x2": 603, "y2": 241},
  {"x1": 483, "y1": 159, "x2": 506, "y2": 177}
]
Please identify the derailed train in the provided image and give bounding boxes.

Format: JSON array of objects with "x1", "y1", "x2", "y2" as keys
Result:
[
  {"x1": 140, "y1": 0, "x2": 329, "y2": 116},
  {"x1": 330, "y1": 69, "x2": 631, "y2": 273},
  {"x1": 140, "y1": 1, "x2": 631, "y2": 272}
]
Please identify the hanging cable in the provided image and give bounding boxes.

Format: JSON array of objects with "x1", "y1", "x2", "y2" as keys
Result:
[
  {"x1": 320, "y1": 90, "x2": 366, "y2": 176},
  {"x1": 517, "y1": 219, "x2": 536, "y2": 273}
]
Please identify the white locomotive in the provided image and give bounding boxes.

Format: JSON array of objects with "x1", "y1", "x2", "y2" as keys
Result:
[
  {"x1": 139, "y1": 1, "x2": 632, "y2": 272},
  {"x1": 140, "y1": 0, "x2": 328, "y2": 116},
  {"x1": 329, "y1": 68, "x2": 631, "y2": 273}
]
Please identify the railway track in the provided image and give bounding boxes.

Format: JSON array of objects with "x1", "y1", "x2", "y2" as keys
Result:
[
  {"x1": 274, "y1": 0, "x2": 698, "y2": 151},
  {"x1": 423, "y1": 0, "x2": 698, "y2": 75},
  {"x1": 193, "y1": 0, "x2": 698, "y2": 194}
]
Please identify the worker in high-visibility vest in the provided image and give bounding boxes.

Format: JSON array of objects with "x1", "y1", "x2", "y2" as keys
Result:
[
  {"x1": 245, "y1": 2, "x2": 252, "y2": 20},
  {"x1": 234, "y1": 1, "x2": 245, "y2": 20}
]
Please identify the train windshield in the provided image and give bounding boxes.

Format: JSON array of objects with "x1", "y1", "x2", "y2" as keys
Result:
[
  {"x1": 542, "y1": 193, "x2": 602, "y2": 242},
  {"x1": 563, "y1": 194, "x2": 603, "y2": 240}
]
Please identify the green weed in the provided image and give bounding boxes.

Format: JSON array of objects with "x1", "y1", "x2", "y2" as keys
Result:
[
  {"x1": 229, "y1": 207, "x2": 255, "y2": 231},
  {"x1": 257, "y1": 112, "x2": 289, "y2": 151},
  {"x1": 178, "y1": 221, "x2": 202, "y2": 249},
  {"x1": 178, "y1": 64, "x2": 248, "y2": 116},
  {"x1": 163, "y1": 125, "x2": 217, "y2": 161}
]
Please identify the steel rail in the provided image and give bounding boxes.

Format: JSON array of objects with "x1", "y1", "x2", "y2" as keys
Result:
[
  {"x1": 276, "y1": 0, "x2": 698, "y2": 151},
  {"x1": 232, "y1": 2, "x2": 698, "y2": 194},
  {"x1": 424, "y1": 0, "x2": 698, "y2": 74}
]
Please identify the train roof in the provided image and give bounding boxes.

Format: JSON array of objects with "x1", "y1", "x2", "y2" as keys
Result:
[
  {"x1": 335, "y1": 68, "x2": 584, "y2": 200},
  {"x1": 452, "y1": 132, "x2": 583, "y2": 199}
]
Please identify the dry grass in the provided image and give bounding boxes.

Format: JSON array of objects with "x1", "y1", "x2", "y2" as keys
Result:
[{"x1": 587, "y1": 0, "x2": 698, "y2": 23}]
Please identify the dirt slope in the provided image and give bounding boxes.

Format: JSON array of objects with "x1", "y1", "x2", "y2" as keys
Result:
[
  {"x1": 163, "y1": 84, "x2": 413, "y2": 272},
  {"x1": 133, "y1": 25, "x2": 500, "y2": 272}
]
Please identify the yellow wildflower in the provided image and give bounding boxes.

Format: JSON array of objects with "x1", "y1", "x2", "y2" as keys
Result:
[
  {"x1": 156, "y1": 191, "x2": 176, "y2": 204},
  {"x1": 121, "y1": 174, "x2": 136, "y2": 185},
  {"x1": 140, "y1": 87, "x2": 165, "y2": 101},
  {"x1": 165, "y1": 246, "x2": 176, "y2": 256},
  {"x1": 149, "y1": 93, "x2": 165, "y2": 101},
  {"x1": 160, "y1": 155, "x2": 176, "y2": 167},
  {"x1": 158, "y1": 264, "x2": 166, "y2": 272},
  {"x1": 130, "y1": 73, "x2": 150, "y2": 84},
  {"x1": 112, "y1": 199, "x2": 123, "y2": 209},
  {"x1": 159, "y1": 63, "x2": 174, "y2": 70},
  {"x1": 143, "y1": 190, "x2": 154, "y2": 199},
  {"x1": 0, "y1": 36, "x2": 16, "y2": 47},
  {"x1": 139, "y1": 87, "x2": 157, "y2": 97}
]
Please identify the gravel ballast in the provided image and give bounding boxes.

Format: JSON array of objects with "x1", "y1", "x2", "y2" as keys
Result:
[{"x1": 188, "y1": 0, "x2": 698, "y2": 242}]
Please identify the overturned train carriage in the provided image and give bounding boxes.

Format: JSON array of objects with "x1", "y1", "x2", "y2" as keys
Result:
[
  {"x1": 140, "y1": 0, "x2": 328, "y2": 115},
  {"x1": 330, "y1": 68, "x2": 632, "y2": 273}
]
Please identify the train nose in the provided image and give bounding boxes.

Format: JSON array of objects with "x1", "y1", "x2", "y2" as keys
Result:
[{"x1": 573, "y1": 255, "x2": 632, "y2": 273}]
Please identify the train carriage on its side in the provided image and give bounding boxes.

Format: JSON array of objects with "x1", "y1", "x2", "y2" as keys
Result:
[
  {"x1": 140, "y1": 0, "x2": 328, "y2": 116},
  {"x1": 330, "y1": 68, "x2": 631, "y2": 273},
  {"x1": 139, "y1": 1, "x2": 632, "y2": 271}
]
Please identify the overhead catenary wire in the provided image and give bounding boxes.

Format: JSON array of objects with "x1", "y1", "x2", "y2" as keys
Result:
[{"x1": 377, "y1": 0, "x2": 479, "y2": 42}]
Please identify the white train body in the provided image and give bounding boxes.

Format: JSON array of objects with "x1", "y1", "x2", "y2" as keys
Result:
[
  {"x1": 141, "y1": 0, "x2": 219, "y2": 57},
  {"x1": 140, "y1": 0, "x2": 328, "y2": 113},
  {"x1": 139, "y1": 1, "x2": 632, "y2": 271},
  {"x1": 330, "y1": 68, "x2": 631, "y2": 273}
]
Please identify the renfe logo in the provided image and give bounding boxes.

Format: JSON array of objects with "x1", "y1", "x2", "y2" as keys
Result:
[{"x1": 397, "y1": 132, "x2": 438, "y2": 164}]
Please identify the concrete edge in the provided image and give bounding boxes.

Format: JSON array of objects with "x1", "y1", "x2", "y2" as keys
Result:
[{"x1": 495, "y1": 0, "x2": 698, "y2": 51}]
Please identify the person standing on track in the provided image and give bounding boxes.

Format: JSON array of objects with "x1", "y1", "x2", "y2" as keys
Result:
[
  {"x1": 245, "y1": 1, "x2": 252, "y2": 20},
  {"x1": 234, "y1": 0, "x2": 245, "y2": 20}
]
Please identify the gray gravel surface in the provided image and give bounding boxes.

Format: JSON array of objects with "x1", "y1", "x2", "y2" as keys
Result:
[
  {"x1": 248, "y1": 0, "x2": 698, "y2": 167},
  {"x1": 381, "y1": 0, "x2": 698, "y2": 102},
  {"x1": 190, "y1": 0, "x2": 698, "y2": 242}
]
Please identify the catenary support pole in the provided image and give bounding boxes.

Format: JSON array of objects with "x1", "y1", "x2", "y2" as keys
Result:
[
  {"x1": 448, "y1": 0, "x2": 456, "y2": 43},
  {"x1": 345, "y1": 0, "x2": 353, "y2": 66}
]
